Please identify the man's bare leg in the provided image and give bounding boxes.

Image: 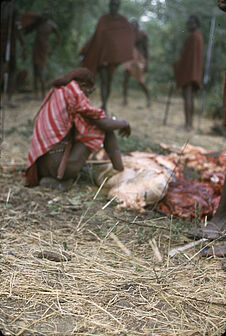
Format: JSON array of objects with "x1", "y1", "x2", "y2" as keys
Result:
[
  {"x1": 99, "y1": 66, "x2": 112, "y2": 114},
  {"x1": 122, "y1": 70, "x2": 130, "y2": 106},
  {"x1": 63, "y1": 142, "x2": 91, "y2": 179},
  {"x1": 40, "y1": 68, "x2": 46, "y2": 99},
  {"x1": 7, "y1": 59, "x2": 19, "y2": 107},
  {"x1": 139, "y1": 82, "x2": 151, "y2": 107},
  {"x1": 33, "y1": 65, "x2": 39, "y2": 99},
  {"x1": 192, "y1": 176, "x2": 226, "y2": 239},
  {"x1": 182, "y1": 84, "x2": 194, "y2": 130},
  {"x1": 38, "y1": 141, "x2": 91, "y2": 189}
]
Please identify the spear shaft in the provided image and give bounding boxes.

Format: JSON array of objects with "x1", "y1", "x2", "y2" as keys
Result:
[{"x1": 1, "y1": 0, "x2": 14, "y2": 146}]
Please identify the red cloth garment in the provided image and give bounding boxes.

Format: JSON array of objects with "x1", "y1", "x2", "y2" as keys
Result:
[
  {"x1": 82, "y1": 13, "x2": 134, "y2": 75},
  {"x1": 174, "y1": 30, "x2": 204, "y2": 89},
  {"x1": 123, "y1": 47, "x2": 146, "y2": 83},
  {"x1": 25, "y1": 80, "x2": 106, "y2": 186},
  {"x1": 20, "y1": 12, "x2": 40, "y2": 30},
  {"x1": 33, "y1": 19, "x2": 58, "y2": 69}
]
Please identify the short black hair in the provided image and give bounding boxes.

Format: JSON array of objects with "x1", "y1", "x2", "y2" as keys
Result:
[{"x1": 188, "y1": 15, "x2": 200, "y2": 27}]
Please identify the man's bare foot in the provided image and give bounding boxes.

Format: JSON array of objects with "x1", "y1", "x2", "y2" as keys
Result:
[
  {"x1": 191, "y1": 219, "x2": 226, "y2": 240},
  {"x1": 39, "y1": 177, "x2": 74, "y2": 191},
  {"x1": 201, "y1": 244, "x2": 226, "y2": 257}
]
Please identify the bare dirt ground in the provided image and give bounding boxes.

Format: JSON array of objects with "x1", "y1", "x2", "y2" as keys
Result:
[{"x1": 0, "y1": 90, "x2": 225, "y2": 336}]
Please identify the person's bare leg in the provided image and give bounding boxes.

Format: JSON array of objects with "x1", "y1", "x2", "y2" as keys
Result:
[
  {"x1": 182, "y1": 86, "x2": 189, "y2": 129},
  {"x1": 186, "y1": 84, "x2": 194, "y2": 130},
  {"x1": 33, "y1": 65, "x2": 39, "y2": 99},
  {"x1": 40, "y1": 68, "x2": 46, "y2": 99},
  {"x1": 182, "y1": 85, "x2": 194, "y2": 130},
  {"x1": 122, "y1": 70, "x2": 130, "y2": 106},
  {"x1": 192, "y1": 176, "x2": 226, "y2": 239},
  {"x1": 38, "y1": 141, "x2": 91, "y2": 189},
  {"x1": 104, "y1": 131, "x2": 124, "y2": 171},
  {"x1": 188, "y1": 85, "x2": 195, "y2": 129},
  {"x1": 7, "y1": 59, "x2": 18, "y2": 107},
  {"x1": 63, "y1": 142, "x2": 91, "y2": 179},
  {"x1": 99, "y1": 66, "x2": 112, "y2": 114},
  {"x1": 139, "y1": 82, "x2": 151, "y2": 107}
]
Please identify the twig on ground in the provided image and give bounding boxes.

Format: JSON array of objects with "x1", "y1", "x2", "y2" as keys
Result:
[{"x1": 169, "y1": 238, "x2": 208, "y2": 257}]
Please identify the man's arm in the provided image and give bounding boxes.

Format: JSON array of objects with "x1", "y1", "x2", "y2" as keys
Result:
[{"x1": 89, "y1": 118, "x2": 131, "y2": 137}]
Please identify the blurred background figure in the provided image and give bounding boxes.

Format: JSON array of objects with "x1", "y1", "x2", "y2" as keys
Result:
[
  {"x1": 81, "y1": 0, "x2": 134, "y2": 114},
  {"x1": 21, "y1": 8, "x2": 61, "y2": 99},
  {"x1": 174, "y1": 15, "x2": 204, "y2": 130},
  {"x1": 122, "y1": 18, "x2": 150, "y2": 107},
  {"x1": 1, "y1": 0, "x2": 26, "y2": 107}
]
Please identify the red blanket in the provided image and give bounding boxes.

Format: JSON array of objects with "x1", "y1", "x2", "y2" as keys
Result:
[
  {"x1": 83, "y1": 13, "x2": 134, "y2": 75},
  {"x1": 174, "y1": 30, "x2": 204, "y2": 89}
]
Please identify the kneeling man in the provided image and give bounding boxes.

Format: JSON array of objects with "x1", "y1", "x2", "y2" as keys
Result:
[{"x1": 25, "y1": 67, "x2": 131, "y2": 189}]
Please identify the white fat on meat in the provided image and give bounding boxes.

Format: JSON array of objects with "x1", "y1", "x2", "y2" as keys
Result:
[{"x1": 95, "y1": 152, "x2": 176, "y2": 212}]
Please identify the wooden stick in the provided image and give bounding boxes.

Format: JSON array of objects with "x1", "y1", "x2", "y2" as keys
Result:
[
  {"x1": 87, "y1": 159, "x2": 111, "y2": 164},
  {"x1": 169, "y1": 238, "x2": 208, "y2": 257}
]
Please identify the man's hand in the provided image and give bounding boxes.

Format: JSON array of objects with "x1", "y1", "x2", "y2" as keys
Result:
[{"x1": 118, "y1": 120, "x2": 131, "y2": 137}]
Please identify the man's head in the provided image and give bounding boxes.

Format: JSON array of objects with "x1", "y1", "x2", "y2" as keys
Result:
[
  {"x1": 186, "y1": 15, "x2": 200, "y2": 33},
  {"x1": 53, "y1": 68, "x2": 95, "y2": 97},
  {"x1": 218, "y1": 0, "x2": 226, "y2": 11},
  {"x1": 130, "y1": 18, "x2": 139, "y2": 31},
  {"x1": 109, "y1": 0, "x2": 121, "y2": 16}
]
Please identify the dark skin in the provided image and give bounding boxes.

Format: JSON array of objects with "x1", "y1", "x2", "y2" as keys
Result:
[
  {"x1": 123, "y1": 18, "x2": 150, "y2": 107},
  {"x1": 1, "y1": 2, "x2": 26, "y2": 107},
  {"x1": 192, "y1": 2, "x2": 226, "y2": 255},
  {"x1": 182, "y1": 16, "x2": 199, "y2": 131},
  {"x1": 33, "y1": 9, "x2": 61, "y2": 99},
  {"x1": 37, "y1": 80, "x2": 131, "y2": 183},
  {"x1": 8, "y1": 27, "x2": 26, "y2": 106},
  {"x1": 98, "y1": 0, "x2": 121, "y2": 114}
]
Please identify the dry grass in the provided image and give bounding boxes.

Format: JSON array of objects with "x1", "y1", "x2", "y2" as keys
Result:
[{"x1": 0, "y1": 91, "x2": 226, "y2": 335}]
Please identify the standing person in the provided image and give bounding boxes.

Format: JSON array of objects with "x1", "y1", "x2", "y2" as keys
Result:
[
  {"x1": 192, "y1": 1, "x2": 226, "y2": 262},
  {"x1": 1, "y1": 0, "x2": 26, "y2": 107},
  {"x1": 174, "y1": 15, "x2": 204, "y2": 130},
  {"x1": 122, "y1": 18, "x2": 150, "y2": 107},
  {"x1": 82, "y1": 0, "x2": 134, "y2": 114},
  {"x1": 25, "y1": 67, "x2": 131, "y2": 189},
  {"x1": 26, "y1": 8, "x2": 61, "y2": 99}
]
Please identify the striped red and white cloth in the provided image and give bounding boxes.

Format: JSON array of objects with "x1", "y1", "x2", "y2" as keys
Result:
[{"x1": 25, "y1": 80, "x2": 106, "y2": 184}]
